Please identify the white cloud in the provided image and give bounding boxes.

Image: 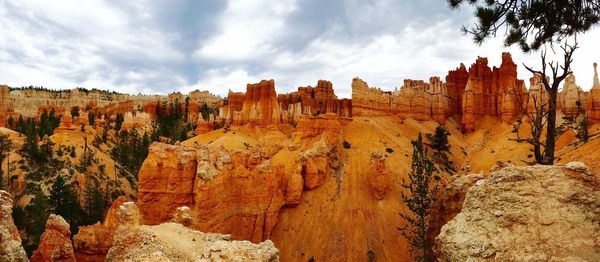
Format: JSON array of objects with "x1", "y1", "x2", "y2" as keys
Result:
[{"x1": 193, "y1": 0, "x2": 298, "y2": 61}]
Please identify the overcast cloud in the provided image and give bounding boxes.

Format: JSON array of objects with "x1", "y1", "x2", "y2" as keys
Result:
[{"x1": 1, "y1": 0, "x2": 599, "y2": 98}]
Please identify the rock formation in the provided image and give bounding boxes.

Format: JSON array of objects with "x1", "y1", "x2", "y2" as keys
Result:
[
  {"x1": 73, "y1": 196, "x2": 127, "y2": 261},
  {"x1": 194, "y1": 114, "x2": 214, "y2": 135},
  {"x1": 170, "y1": 206, "x2": 193, "y2": 227},
  {"x1": 435, "y1": 163, "x2": 600, "y2": 261},
  {"x1": 137, "y1": 142, "x2": 287, "y2": 243},
  {"x1": 0, "y1": 191, "x2": 28, "y2": 262},
  {"x1": 31, "y1": 214, "x2": 77, "y2": 262},
  {"x1": 445, "y1": 64, "x2": 469, "y2": 116},
  {"x1": 351, "y1": 77, "x2": 451, "y2": 123},
  {"x1": 368, "y1": 152, "x2": 388, "y2": 200},
  {"x1": 106, "y1": 222, "x2": 280, "y2": 262},
  {"x1": 298, "y1": 138, "x2": 337, "y2": 190},
  {"x1": 586, "y1": 62, "x2": 600, "y2": 124},
  {"x1": 461, "y1": 53, "x2": 527, "y2": 131},
  {"x1": 278, "y1": 80, "x2": 352, "y2": 118},
  {"x1": 558, "y1": 74, "x2": 586, "y2": 119}
]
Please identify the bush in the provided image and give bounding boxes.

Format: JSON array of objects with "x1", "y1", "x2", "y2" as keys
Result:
[
  {"x1": 385, "y1": 147, "x2": 394, "y2": 153},
  {"x1": 343, "y1": 140, "x2": 351, "y2": 149}
]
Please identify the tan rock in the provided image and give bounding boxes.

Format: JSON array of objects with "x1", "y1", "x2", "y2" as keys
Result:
[
  {"x1": 585, "y1": 62, "x2": 600, "y2": 124},
  {"x1": 558, "y1": 73, "x2": 586, "y2": 119},
  {"x1": 106, "y1": 222, "x2": 279, "y2": 262},
  {"x1": 0, "y1": 190, "x2": 28, "y2": 262},
  {"x1": 435, "y1": 163, "x2": 600, "y2": 261},
  {"x1": 170, "y1": 206, "x2": 193, "y2": 227}
]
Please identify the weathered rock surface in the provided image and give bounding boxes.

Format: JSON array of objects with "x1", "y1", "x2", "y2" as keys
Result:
[
  {"x1": 30, "y1": 214, "x2": 76, "y2": 262},
  {"x1": 106, "y1": 222, "x2": 280, "y2": 262},
  {"x1": 0, "y1": 190, "x2": 28, "y2": 262},
  {"x1": 137, "y1": 142, "x2": 287, "y2": 243},
  {"x1": 73, "y1": 196, "x2": 127, "y2": 262},
  {"x1": 586, "y1": 62, "x2": 600, "y2": 124},
  {"x1": 368, "y1": 152, "x2": 388, "y2": 200},
  {"x1": 558, "y1": 74, "x2": 586, "y2": 119},
  {"x1": 435, "y1": 163, "x2": 600, "y2": 261},
  {"x1": 278, "y1": 80, "x2": 352, "y2": 118}
]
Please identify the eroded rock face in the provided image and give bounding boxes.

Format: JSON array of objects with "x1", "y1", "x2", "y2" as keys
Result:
[
  {"x1": 368, "y1": 152, "x2": 388, "y2": 200},
  {"x1": 73, "y1": 196, "x2": 127, "y2": 261},
  {"x1": 31, "y1": 214, "x2": 76, "y2": 262},
  {"x1": 0, "y1": 191, "x2": 28, "y2": 262},
  {"x1": 278, "y1": 80, "x2": 352, "y2": 118},
  {"x1": 461, "y1": 53, "x2": 527, "y2": 132},
  {"x1": 137, "y1": 142, "x2": 287, "y2": 243},
  {"x1": 558, "y1": 74, "x2": 586, "y2": 119},
  {"x1": 106, "y1": 222, "x2": 280, "y2": 262},
  {"x1": 445, "y1": 64, "x2": 469, "y2": 116},
  {"x1": 585, "y1": 62, "x2": 600, "y2": 124},
  {"x1": 435, "y1": 163, "x2": 600, "y2": 261}
]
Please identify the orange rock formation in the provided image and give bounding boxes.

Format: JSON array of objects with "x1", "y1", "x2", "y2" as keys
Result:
[
  {"x1": 558, "y1": 74, "x2": 586, "y2": 119},
  {"x1": 369, "y1": 152, "x2": 388, "y2": 200},
  {"x1": 586, "y1": 62, "x2": 600, "y2": 124},
  {"x1": 73, "y1": 196, "x2": 127, "y2": 261},
  {"x1": 30, "y1": 214, "x2": 76, "y2": 262}
]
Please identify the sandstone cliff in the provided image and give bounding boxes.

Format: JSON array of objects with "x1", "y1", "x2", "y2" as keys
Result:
[
  {"x1": 558, "y1": 74, "x2": 586, "y2": 119},
  {"x1": 435, "y1": 162, "x2": 600, "y2": 261},
  {"x1": 0, "y1": 191, "x2": 28, "y2": 262}
]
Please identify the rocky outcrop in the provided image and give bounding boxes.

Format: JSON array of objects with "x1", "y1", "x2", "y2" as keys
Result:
[
  {"x1": 558, "y1": 74, "x2": 586, "y2": 119},
  {"x1": 120, "y1": 112, "x2": 152, "y2": 131},
  {"x1": 31, "y1": 214, "x2": 76, "y2": 262},
  {"x1": 194, "y1": 114, "x2": 214, "y2": 135},
  {"x1": 368, "y1": 152, "x2": 388, "y2": 200},
  {"x1": 278, "y1": 80, "x2": 352, "y2": 118},
  {"x1": 293, "y1": 114, "x2": 346, "y2": 145},
  {"x1": 445, "y1": 64, "x2": 469, "y2": 116},
  {"x1": 461, "y1": 53, "x2": 527, "y2": 132},
  {"x1": 435, "y1": 163, "x2": 600, "y2": 261},
  {"x1": 0, "y1": 191, "x2": 28, "y2": 262},
  {"x1": 170, "y1": 206, "x2": 193, "y2": 227},
  {"x1": 586, "y1": 62, "x2": 600, "y2": 124},
  {"x1": 73, "y1": 196, "x2": 127, "y2": 262},
  {"x1": 351, "y1": 77, "x2": 451, "y2": 123},
  {"x1": 106, "y1": 222, "x2": 280, "y2": 262},
  {"x1": 298, "y1": 138, "x2": 337, "y2": 190},
  {"x1": 137, "y1": 142, "x2": 287, "y2": 243},
  {"x1": 428, "y1": 172, "x2": 485, "y2": 243}
]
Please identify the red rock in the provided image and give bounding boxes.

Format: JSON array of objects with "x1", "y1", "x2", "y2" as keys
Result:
[
  {"x1": 445, "y1": 63, "x2": 469, "y2": 117},
  {"x1": 30, "y1": 215, "x2": 76, "y2": 262}
]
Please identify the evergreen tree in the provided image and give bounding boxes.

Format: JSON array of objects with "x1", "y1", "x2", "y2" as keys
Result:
[
  {"x1": 49, "y1": 176, "x2": 84, "y2": 234},
  {"x1": 23, "y1": 189, "x2": 50, "y2": 255},
  {"x1": 0, "y1": 134, "x2": 13, "y2": 189},
  {"x1": 84, "y1": 186, "x2": 107, "y2": 224},
  {"x1": 399, "y1": 133, "x2": 439, "y2": 262},
  {"x1": 425, "y1": 126, "x2": 455, "y2": 173},
  {"x1": 115, "y1": 113, "x2": 124, "y2": 131}
]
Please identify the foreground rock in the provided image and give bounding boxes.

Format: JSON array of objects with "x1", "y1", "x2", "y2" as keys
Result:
[
  {"x1": 73, "y1": 196, "x2": 127, "y2": 261},
  {"x1": 106, "y1": 202, "x2": 279, "y2": 262},
  {"x1": 435, "y1": 162, "x2": 600, "y2": 261},
  {"x1": 0, "y1": 191, "x2": 28, "y2": 262},
  {"x1": 31, "y1": 214, "x2": 76, "y2": 262}
]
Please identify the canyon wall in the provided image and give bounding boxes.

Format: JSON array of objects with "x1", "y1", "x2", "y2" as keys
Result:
[{"x1": 216, "y1": 79, "x2": 351, "y2": 127}]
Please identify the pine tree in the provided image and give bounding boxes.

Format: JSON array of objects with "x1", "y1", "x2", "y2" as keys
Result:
[
  {"x1": 425, "y1": 126, "x2": 455, "y2": 173},
  {"x1": 399, "y1": 133, "x2": 440, "y2": 262},
  {"x1": 0, "y1": 134, "x2": 13, "y2": 189},
  {"x1": 49, "y1": 176, "x2": 84, "y2": 234},
  {"x1": 84, "y1": 186, "x2": 107, "y2": 224},
  {"x1": 23, "y1": 189, "x2": 50, "y2": 255}
]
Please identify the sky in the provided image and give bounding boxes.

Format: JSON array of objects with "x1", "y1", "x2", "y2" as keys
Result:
[{"x1": 1, "y1": 0, "x2": 599, "y2": 98}]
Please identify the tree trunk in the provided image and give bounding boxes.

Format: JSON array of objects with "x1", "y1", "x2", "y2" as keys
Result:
[{"x1": 543, "y1": 88, "x2": 558, "y2": 165}]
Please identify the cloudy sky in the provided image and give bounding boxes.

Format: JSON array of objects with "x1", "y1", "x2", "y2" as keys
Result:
[{"x1": 1, "y1": 0, "x2": 599, "y2": 98}]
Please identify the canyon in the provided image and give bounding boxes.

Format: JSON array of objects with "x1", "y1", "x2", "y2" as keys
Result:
[{"x1": 1, "y1": 53, "x2": 600, "y2": 261}]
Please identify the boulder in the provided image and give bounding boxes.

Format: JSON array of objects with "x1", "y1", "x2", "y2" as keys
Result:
[{"x1": 435, "y1": 163, "x2": 600, "y2": 261}]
